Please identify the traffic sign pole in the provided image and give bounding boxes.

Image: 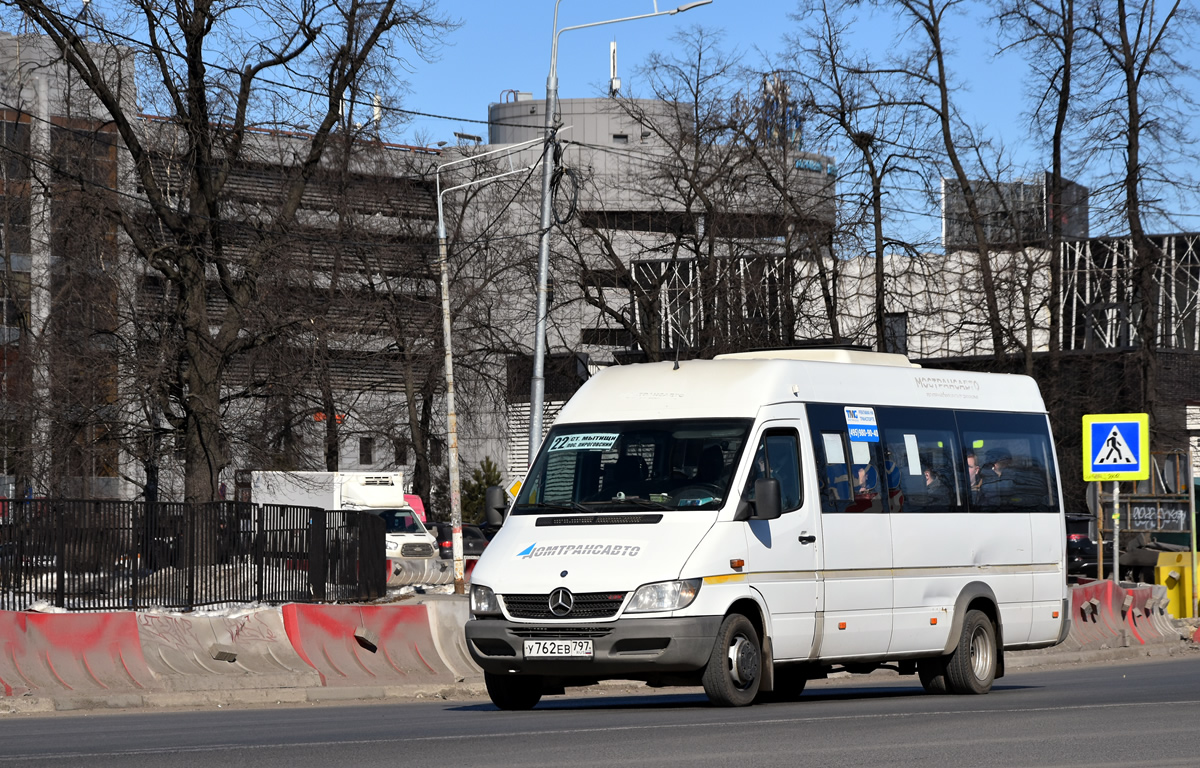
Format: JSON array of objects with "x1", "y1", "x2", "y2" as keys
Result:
[
  {"x1": 1095, "y1": 481, "x2": 1104, "y2": 581},
  {"x1": 1189, "y1": 446, "x2": 1197, "y2": 618},
  {"x1": 1112, "y1": 480, "x2": 1120, "y2": 583}
]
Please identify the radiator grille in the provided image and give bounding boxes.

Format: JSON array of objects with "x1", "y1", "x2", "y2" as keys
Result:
[
  {"x1": 400, "y1": 543, "x2": 434, "y2": 558},
  {"x1": 503, "y1": 591, "x2": 626, "y2": 620}
]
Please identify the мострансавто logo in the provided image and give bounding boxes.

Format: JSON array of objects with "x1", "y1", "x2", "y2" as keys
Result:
[{"x1": 517, "y1": 543, "x2": 642, "y2": 559}]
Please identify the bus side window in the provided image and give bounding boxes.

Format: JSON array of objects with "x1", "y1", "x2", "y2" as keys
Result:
[
  {"x1": 956, "y1": 411, "x2": 1059, "y2": 513},
  {"x1": 876, "y1": 406, "x2": 964, "y2": 513}
]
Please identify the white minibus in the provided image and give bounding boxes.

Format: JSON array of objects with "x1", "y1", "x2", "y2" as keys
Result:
[{"x1": 467, "y1": 349, "x2": 1069, "y2": 708}]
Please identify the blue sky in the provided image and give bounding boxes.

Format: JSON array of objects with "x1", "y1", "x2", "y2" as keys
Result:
[
  {"x1": 399, "y1": 1, "x2": 1025, "y2": 157},
  {"x1": 394, "y1": 1, "x2": 1197, "y2": 235}
]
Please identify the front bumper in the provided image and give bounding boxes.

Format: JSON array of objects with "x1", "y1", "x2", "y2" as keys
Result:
[{"x1": 465, "y1": 615, "x2": 723, "y2": 678}]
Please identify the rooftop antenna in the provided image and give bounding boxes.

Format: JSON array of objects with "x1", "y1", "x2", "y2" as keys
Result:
[{"x1": 609, "y1": 40, "x2": 621, "y2": 97}]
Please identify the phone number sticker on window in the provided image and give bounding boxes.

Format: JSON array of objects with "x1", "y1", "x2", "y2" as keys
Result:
[
  {"x1": 548, "y1": 433, "x2": 620, "y2": 452},
  {"x1": 844, "y1": 406, "x2": 879, "y2": 442}
]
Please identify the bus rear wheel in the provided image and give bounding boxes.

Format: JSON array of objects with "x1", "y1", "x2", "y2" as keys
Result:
[
  {"x1": 917, "y1": 658, "x2": 949, "y2": 694},
  {"x1": 944, "y1": 609, "x2": 997, "y2": 694},
  {"x1": 757, "y1": 664, "x2": 808, "y2": 703}
]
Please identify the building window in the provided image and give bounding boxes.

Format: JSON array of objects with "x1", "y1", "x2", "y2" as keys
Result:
[
  {"x1": 612, "y1": 133, "x2": 629, "y2": 145},
  {"x1": 430, "y1": 439, "x2": 442, "y2": 466},
  {"x1": 359, "y1": 437, "x2": 374, "y2": 465},
  {"x1": 883, "y1": 312, "x2": 908, "y2": 356},
  {"x1": 393, "y1": 437, "x2": 408, "y2": 465}
]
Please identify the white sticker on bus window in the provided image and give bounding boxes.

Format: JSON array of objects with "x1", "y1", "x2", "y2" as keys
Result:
[
  {"x1": 822, "y1": 433, "x2": 845, "y2": 464},
  {"x1": 850, "y1": 441, "x2": 870, "y2": 465},
  {"x1": 548, "y1": 433, "x2": 619, "y2": 452},
  {"x1": 844, "y1": 406, "x2": 879, "y2": 442},
  {"x1": 904, "y1": 434, "x2": 923, "y2": 475}
]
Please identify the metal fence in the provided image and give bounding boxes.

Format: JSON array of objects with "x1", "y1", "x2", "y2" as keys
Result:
[{"x1": 0, "y1": 499, "x2": 386, "y2": 611}]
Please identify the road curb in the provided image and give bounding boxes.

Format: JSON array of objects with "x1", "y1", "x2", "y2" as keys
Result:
[
  {"x1": 1006, "y1": 638, "x2": 1198, "y2": 669},
  {"x1": 0, "y1": 680, "x2": 491, "y2": 714}
]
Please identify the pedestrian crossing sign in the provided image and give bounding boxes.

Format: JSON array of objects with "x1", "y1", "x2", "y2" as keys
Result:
[{"x1": 1082, "y1": 413, "x2": 1149, "y2": 482}]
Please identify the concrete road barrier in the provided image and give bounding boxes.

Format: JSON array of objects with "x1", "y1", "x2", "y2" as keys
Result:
[
  {"x1": 421, "y1": 596, "x2": 481, "y2": 680},
  {"x1": 137, "y1": 608, "x2": 320, "y2": 691},
  {"x1": 1068, "y1": 580, "x2": 1124, "y2": 649},
  {"x1": 388, "y1": 558, "x2": 455, "y2": 587},
  {"x1": 1066, "y1": 580, "x2": 1182, "y2": 650},
  {"x1": 387, "y1": 557, "x2": 479, "y2": 588},
  {"x1": 1117, "y1": 585, "x2": 1162, "y2": 645},
  {"x1": 0, "y1": 611, "x2": 153, "y2": 697},
  {"x1": 281, "y1": 603, "x2": 458, "y2": 687}
]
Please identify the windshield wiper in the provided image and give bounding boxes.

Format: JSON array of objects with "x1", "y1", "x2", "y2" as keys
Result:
[
  {"x1": 597, "y1": 497, "x2": 672, "y2": 510},
  {"x1": 516, "y1": 501, "x2": 592, "y2": 514}
]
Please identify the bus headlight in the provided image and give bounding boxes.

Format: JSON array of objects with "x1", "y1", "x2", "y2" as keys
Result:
[
  {"x1": 470, "y1": 584, "x2": 501, "y2": 616},
  {"x1": 625, "y1": 579, "x2": 701, "y2": 613}
]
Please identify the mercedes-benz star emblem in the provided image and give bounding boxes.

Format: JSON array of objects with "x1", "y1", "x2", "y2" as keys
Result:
[{"x1": 548, "y1": 587, "x2": 574, "y2": 617}]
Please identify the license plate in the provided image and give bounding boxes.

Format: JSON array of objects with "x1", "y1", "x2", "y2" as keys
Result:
[{"x1": 523, "y1": 639, "x2": 593, "y2": 658}]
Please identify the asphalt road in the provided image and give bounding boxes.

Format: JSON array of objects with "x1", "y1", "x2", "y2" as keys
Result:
[{"x1": 2, "y1": 656, "x2": 1199, "y2": 768}]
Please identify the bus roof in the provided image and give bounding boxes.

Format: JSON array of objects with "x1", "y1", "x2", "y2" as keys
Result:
[{"x1": 555, "y1": 355, "x2": 1045, "y2": 425}]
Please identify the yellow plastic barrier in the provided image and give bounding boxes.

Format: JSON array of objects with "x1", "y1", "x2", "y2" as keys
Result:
[{"x1": 1154, "y1": 551, "x2": 1194, "y2": 619}]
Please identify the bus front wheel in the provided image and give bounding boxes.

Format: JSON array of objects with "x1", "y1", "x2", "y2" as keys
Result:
[
  {"x1": 702, "y1": 613, "x2": 762, "y2": 707},
  {"x1": 485, "y1": 672, "x2": 543, "y2": 710}
]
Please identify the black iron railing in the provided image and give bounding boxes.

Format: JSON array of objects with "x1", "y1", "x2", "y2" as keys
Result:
[{"x1": 0, "y1": 499, "x2": 386, "y2": 611}]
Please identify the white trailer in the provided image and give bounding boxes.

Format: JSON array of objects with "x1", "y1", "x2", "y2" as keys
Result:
[{"x1": 250, "y1": 471, "x2": 436, "y2": 559}]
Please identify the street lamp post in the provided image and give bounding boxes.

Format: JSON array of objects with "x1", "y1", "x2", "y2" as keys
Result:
[
  {"x1": 436, "y1": 139, "x2": 542, "y2": 593},
  {"x1": 527, "y1": 0, "x2": 712, "y2": 462}
]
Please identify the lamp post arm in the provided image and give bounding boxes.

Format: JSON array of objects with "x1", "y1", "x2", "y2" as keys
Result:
[
  {"x1": 437, "y1": 160, "x2": 542, "y2": 239},
  {"x1": 549, "y1": 1, "x2": 713, "y2": 78},
  {"x1": 438, "y1": 136, "x2": 543, "y2": 175}
]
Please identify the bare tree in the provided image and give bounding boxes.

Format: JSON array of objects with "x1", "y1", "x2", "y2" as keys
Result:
[
  {"x1": 1078, "y1": 0, "x2": 1197, "y2": 419},
  {"x1": 853, "y1": 0, "x2": 1011, "y2": 358},
  {"x1": 781, "y1": 0, "x2": 935, "y2": 351},
  {"x1": 996, "y1": 0, "x2": 1090, "y2": 368},
  {"x1": 555, "y1": 28, "x2": 834, "y2": 361},
  {"x1": 3, "y1": 0, "x2": 454, "y2": 501}
]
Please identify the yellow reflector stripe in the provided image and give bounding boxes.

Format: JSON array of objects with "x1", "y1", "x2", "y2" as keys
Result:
[{"x1": 703, "y1": 574, "x2": 747, "y2": 585}]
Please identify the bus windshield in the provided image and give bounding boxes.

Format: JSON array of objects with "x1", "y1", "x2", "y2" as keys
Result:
[{"x1": 513, "y1": 418, "x2": 753, "y2": 514}]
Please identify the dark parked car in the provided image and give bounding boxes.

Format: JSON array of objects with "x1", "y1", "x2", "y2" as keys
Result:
[
  {"x1": 424, "y1": 522, "x2": 489, "y2": 559},
  {"x1": 1066, "y1": 513, "x2": 1095, "y2": 577},
  {"x1": 1066, "y1": 513, "x2": 1111, "y2": 580}
]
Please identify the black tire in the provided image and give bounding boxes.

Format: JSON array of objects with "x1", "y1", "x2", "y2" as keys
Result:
[
  {"x1": 702, "y1": 614, "x2": 762, "y2": 707},
  {"x1": 757, "y1": 664, "x2": 808, "y2": 703},
  {"x1": 944, "y1": 609, "x2": 997, "y2": 695},
  {"x1": 484, "y1": 672, "x2": 542, "y2": 710},
  {"x1": 917, "y1": 657, "x2": 949, "y2": 694}
]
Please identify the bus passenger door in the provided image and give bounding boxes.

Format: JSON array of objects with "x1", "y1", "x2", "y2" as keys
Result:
[
  {"x1": 807, "y1": 403, "x2": 894, "y2": 660},
  {"x1": 740, "y1": 405, "x2": 819, "y2": 662}
]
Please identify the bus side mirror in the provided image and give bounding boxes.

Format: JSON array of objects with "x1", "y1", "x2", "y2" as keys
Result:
[
  {"x1": 485, "y1": 486, "x2": 508, "y2": 527},
  {"x1": 753, "y1": 478, "x2": 782, "y2": 520}
]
